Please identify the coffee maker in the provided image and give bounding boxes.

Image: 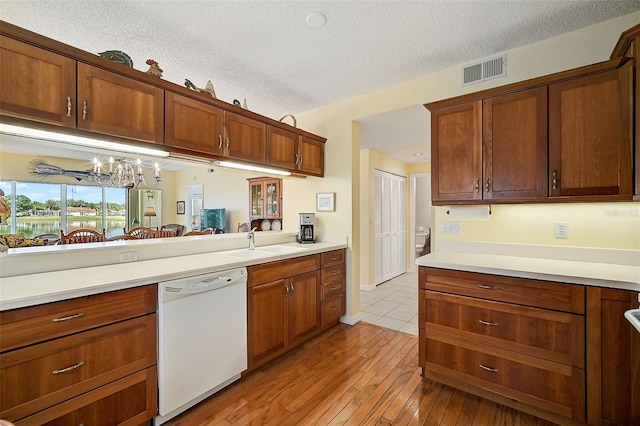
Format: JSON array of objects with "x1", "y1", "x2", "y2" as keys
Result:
[{"x1": 298, "y1": 213, "x2": 315, "y2": 243}]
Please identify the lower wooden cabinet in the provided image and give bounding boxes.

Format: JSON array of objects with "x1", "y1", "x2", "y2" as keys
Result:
[
  {"x1": 0, "y1": 285, "x2": 158, "y2": 425},
  {"x1": 15, "y1": 367, "x2": 157, "y2": 426},
  {"x1": 419, "y1": 266, "x2": 640, "y2": 425},
  {"x1": 586, "y1": 287, "x2": 640, "y2": 425},
  {"x1": 247, "y1": 249, "x2": 346, "y2": 370}
]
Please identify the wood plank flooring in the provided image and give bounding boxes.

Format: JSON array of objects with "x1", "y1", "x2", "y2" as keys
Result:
[{"x1": 165, "y1": 322, "x2": 559, "y2": 425}]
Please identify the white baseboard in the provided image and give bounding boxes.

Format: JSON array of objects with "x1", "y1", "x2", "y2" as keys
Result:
[
  {"x1": 340, "y1": 312, "x2": 361, "y2": 325},
  {"x1": 360, "y1": 283, "x2": 377, "y2": 291}
]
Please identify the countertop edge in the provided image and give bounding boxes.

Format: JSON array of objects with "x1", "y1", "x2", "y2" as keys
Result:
[
  {"x1": 0, "y1": 242, "x2": 347, "y2": 311},
  {"x1": 416, "y1": 252, "x2": 640, "y2": 292}
]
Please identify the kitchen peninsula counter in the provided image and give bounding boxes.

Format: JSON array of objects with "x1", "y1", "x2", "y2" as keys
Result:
[
  {"x1": 0, "y1": 232, "x2": 347, "y2": 311},
  {"x1": 416, "y1": 242, "x2": 640, "y2": 291}
]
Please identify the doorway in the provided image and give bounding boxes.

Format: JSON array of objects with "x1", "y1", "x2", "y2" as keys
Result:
[{"x1": 410, "y1": 173, "x2": 431, "y2": 271}]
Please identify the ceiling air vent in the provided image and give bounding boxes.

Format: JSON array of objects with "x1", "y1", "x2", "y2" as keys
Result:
[{"x1": 461, "y1": 54, "x2": 507, "y2": 86}]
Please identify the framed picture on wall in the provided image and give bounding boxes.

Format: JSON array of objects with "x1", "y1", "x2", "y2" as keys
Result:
[
  {"x1": 176, "y1": 201, "x2": 185, "y2": 215},
  {"x1": 316, "y1": 192, "x2": 335, "y2": 212}
]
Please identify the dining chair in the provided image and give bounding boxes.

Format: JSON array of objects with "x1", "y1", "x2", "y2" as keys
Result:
[
  {"x1": 34, "y1": 233, "x2": 61, "y2": 245},
  {"x1": 59, "y1": 229, "x2": 106, "y2": 244},
  {"x1": 125, "y1": 226, "x2": 158, "y2": 239},
  {"x1": 183, "y1": 228, "x2": 215, "y2": 236},
  {"x1": 161, "y1": 223, "x2": 185, "y2": 236}
]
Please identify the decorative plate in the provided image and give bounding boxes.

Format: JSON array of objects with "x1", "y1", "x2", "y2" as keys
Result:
[
  {"x1": 261, "y1": 219, "x2": 271, "y2": 231},
  {"x1": 272, "y1": 219, "x2": 281, "y2": 231},
  {"x1": 98, "y1": 50, "x2": 133, "y2": 68}
]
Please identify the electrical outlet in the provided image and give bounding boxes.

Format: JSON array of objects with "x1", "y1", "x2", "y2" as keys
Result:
[
  {"x1": 554, "y1": 222, "x2": 569, "y2": 239},
  {"x1": 441, "y1": 221, "x2": 461, "y2": 235},
  {"x1": 120, "y1": 252, "x2": 138, "y2": 263}
]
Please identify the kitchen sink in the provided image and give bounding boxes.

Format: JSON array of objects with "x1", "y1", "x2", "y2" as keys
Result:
[
  {"x1": 624, "y1": 309, "x2": 640, "y2": 334},
  {"x1": 222, "y1": 249, "x2": 273, "y2": 259},
  {"x1": 259, "y1": 245, "x2": 308, "y2": 254}
]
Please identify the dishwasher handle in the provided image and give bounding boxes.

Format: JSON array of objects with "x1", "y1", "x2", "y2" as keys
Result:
[{"x1": 165, "y1": 276, "x2": 237, "y2": 294}]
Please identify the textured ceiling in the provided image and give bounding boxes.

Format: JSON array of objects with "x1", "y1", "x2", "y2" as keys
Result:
[{"x1": 2, "y1": 1, "x2": 639, "y2": 164}]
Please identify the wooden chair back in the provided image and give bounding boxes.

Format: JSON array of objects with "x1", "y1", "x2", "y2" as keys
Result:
[
  {"x1": 60, "y1": 229, "x2": 106, "y2": 244},
  {"x1": 157, "y1": 229, "x2": 177, "y2": 238},
  {"x1": 161, "y1": 224, "x2": 185, "y2": 236},
  {"x1": 125, "y1": 227, "x2": 158, "y2": 239},
  {"x1": 34, "y1": 233, "x2": 61, "y2": 245}
]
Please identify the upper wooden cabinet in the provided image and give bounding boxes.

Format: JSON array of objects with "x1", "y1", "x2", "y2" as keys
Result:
[
  {"x1": 427, "y1": 57, "x2": 636, "y2": 204},
  {"x1": 483, "y1": 87, "x2": 548, "y2": 201},
  {"x1": 549, "y1": 64, "x2": 633, "y2": 198},
  {"x1": 430, "y1": 101, "x2": 482, "y2": 202},
  {"x1": 223, "y1": 111, "x2": 266, "y2": 163},
  {"x1": 266, "y1": 126, "x2": 325, "y2": 176},
  {"x1": 0, "y1": 22, "x2": 326, "y2": 177},
  {"x1": 165, "y1": 91, "x2": 224, "y2": 156},
  {"x1": 77, "y1": 63, "x2": 164, "y2": 144},
  {"x1": 0, "y1": 36, "x2": 76, "y2": 128}
]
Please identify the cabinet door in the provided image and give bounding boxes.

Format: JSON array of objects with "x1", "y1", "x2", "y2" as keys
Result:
[
  {"x1": 483, "y1": 87, "x2": 548, "y2": 201},
  {"x1": 264, "y1": 179, "x2": 281, "y2": 219},
  {"x1": 431, "y1": 101, "x2": 482, "y2": 203},
  {"x1": 288, "y1": 271, "x2": 320, "y2": 344},
  {"x1": 0, "y1": 36, "x2": 76, "y2": 128},
  {"x1": 247, "y1": 279, "x2": 286, "y2": 367},
  {"x1": 249, "y1": 181, "x2": 264, "y2": 219},
  {"x1": 586, "y1": 287, "x2": 640, "y2": 425},
  {"x1": 549, "y1": 65, "x2": 633, "y2": 197},
  {"x1": 297, "y1": 136, "x2": 325, "y2": 177},
  {"x1": 165, "y1": 92, "x2": 224, "y2": 155},
  {"x1": 266, "y1": 125, "x2": 297, "y2": 170},
  {"x1": 77, "y1": 63, "x2": 164, "y2": 144},
  {"x1": 224, "y1": 111, "x2": 266, "y2": 163}
]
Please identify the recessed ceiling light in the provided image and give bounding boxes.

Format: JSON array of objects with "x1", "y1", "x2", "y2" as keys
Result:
[
  {"x1": 306, "y1": 12, "x2": 326, "y2": 28},
  {"x1": 412, "y1": 153, "x2": 424, "y2": 157}
]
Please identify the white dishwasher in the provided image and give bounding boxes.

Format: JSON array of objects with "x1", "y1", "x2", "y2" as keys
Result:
[{"x1": 156, "y1": 267, "x2": 247, "y2": 425}]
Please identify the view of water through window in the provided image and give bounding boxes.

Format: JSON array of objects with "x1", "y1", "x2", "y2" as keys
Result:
[{"x1": 0, "y1": 180, "x2": 126, "y2": 239}]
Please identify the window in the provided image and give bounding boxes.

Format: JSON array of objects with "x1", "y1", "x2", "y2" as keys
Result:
[{"x1": 0, "y1": 181, "x2": 126, "y2": 238}]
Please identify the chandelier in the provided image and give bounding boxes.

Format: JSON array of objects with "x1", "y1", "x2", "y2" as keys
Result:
[{"x1": 91, "y1": 156, "x2": 161, "y2": 189}]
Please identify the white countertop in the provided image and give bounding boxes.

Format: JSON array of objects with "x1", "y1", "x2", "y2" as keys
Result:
[
  {"x1": 0, "y1": 237, "x2": 347, "y2": 311},
  {"x1": 416, "y1": 242, "x2": 640, "y2": 292}
]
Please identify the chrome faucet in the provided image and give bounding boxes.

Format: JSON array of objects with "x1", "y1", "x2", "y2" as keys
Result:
[{"x1": 247, "y1": 227, "x2": 257, "y2": 250}]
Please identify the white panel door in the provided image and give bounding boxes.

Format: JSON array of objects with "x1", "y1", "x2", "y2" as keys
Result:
[{"x1": 374, "y1": 170, "x2": 407, "y2": 285}]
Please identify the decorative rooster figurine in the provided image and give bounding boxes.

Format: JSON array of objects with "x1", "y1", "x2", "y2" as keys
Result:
[{"x1": 145, "y1": 59, "x2": 163, "y2": 78}]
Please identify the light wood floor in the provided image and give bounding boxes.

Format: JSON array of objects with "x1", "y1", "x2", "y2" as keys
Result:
[{"x1": 165, "y1": 322, "x2": 559, "y2": 425}]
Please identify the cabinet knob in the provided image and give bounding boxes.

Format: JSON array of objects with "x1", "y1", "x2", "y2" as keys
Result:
[{"x1": 66, "y1": 96, "x2": 72, "y2": 117}]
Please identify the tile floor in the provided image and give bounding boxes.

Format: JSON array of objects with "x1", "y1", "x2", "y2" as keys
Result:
[{"x1": 360, "y1": 270, "x2": 419, "y2": 336}]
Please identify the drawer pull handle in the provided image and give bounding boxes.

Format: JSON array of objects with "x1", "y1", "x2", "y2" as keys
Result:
[
  {"x1": 330, "y1": 306, "x2": 337, "y2": 311},
  {"x1": 82, "y1": 101, "x2": 87, "y2": 120},
  {"x1": 52, "y1": 312, "x2": 85, "y2": 322},
  {"x1": 66, "y1": 96, "x2": 72, "y2": 117},
  {"x1": 53, "y1": 361, "x2": 85, "y2": 375},
  {"x1": 478, "y1": 363, "x2": 499, "y2": 373},
  {"x1": 331, "y1": 271, "x2": 337, "y2": 275},
  {"x1": 330, "y1": 286, "x2": 337, "y2": 291},
  {"x1": 478, "y1": 284, "x2": 499, "y2": 290},
  {"x1": 478, "y1": 319, "x2": 499, "y2": 327},
  {"x1": 329, "y1": 256, "x2": 337, "y2": 260}
]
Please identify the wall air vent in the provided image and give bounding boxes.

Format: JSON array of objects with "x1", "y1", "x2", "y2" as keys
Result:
[{"x1": 461, "y1": 54, "x2": 507, "y2": 86}]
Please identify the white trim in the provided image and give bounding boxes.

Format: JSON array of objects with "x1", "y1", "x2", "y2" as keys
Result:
[{"x1": 340, "y1": 312, "x2": 361, "y2": 325}]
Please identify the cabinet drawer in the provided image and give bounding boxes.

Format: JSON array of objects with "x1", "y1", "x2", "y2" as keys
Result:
[
  {"x1": 424, "y1": 335, "x2": 585, "y2": 422},
  {"x1": 321, "y1": 294, "x2": 344, "y2": 327},
  {"x1": 423, "y1": 291, "x2": 584, "y2": 367},
  {"x1": 248, "y1": 254, "x2": 320, "y2": 287},
  {"x1": 321, "y1": 249, "x2": 345, "y2": 268},
  {"x1": 322, "y1": 278, "x2": 344, "y2": 299},
  {"x1": 0, "y1": 285, "x2": 157, "y2": 353},
  {"x1": 321, "y1": 264, "x2": 345, "y2": 283},
  {"x1": 15, "y1": 367, "x2": 157, "y2": 426},
  {"x1": 420, "y1": 267, "x2": 584, "y2": 314},
  {"x1": 1, "y1": 315, "x2": 156, "y2": 421}
]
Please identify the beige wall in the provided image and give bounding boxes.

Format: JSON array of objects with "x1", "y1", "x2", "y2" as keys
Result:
[{"x1": 294, "y1": 12, "x2": 640, "y2": 322}]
